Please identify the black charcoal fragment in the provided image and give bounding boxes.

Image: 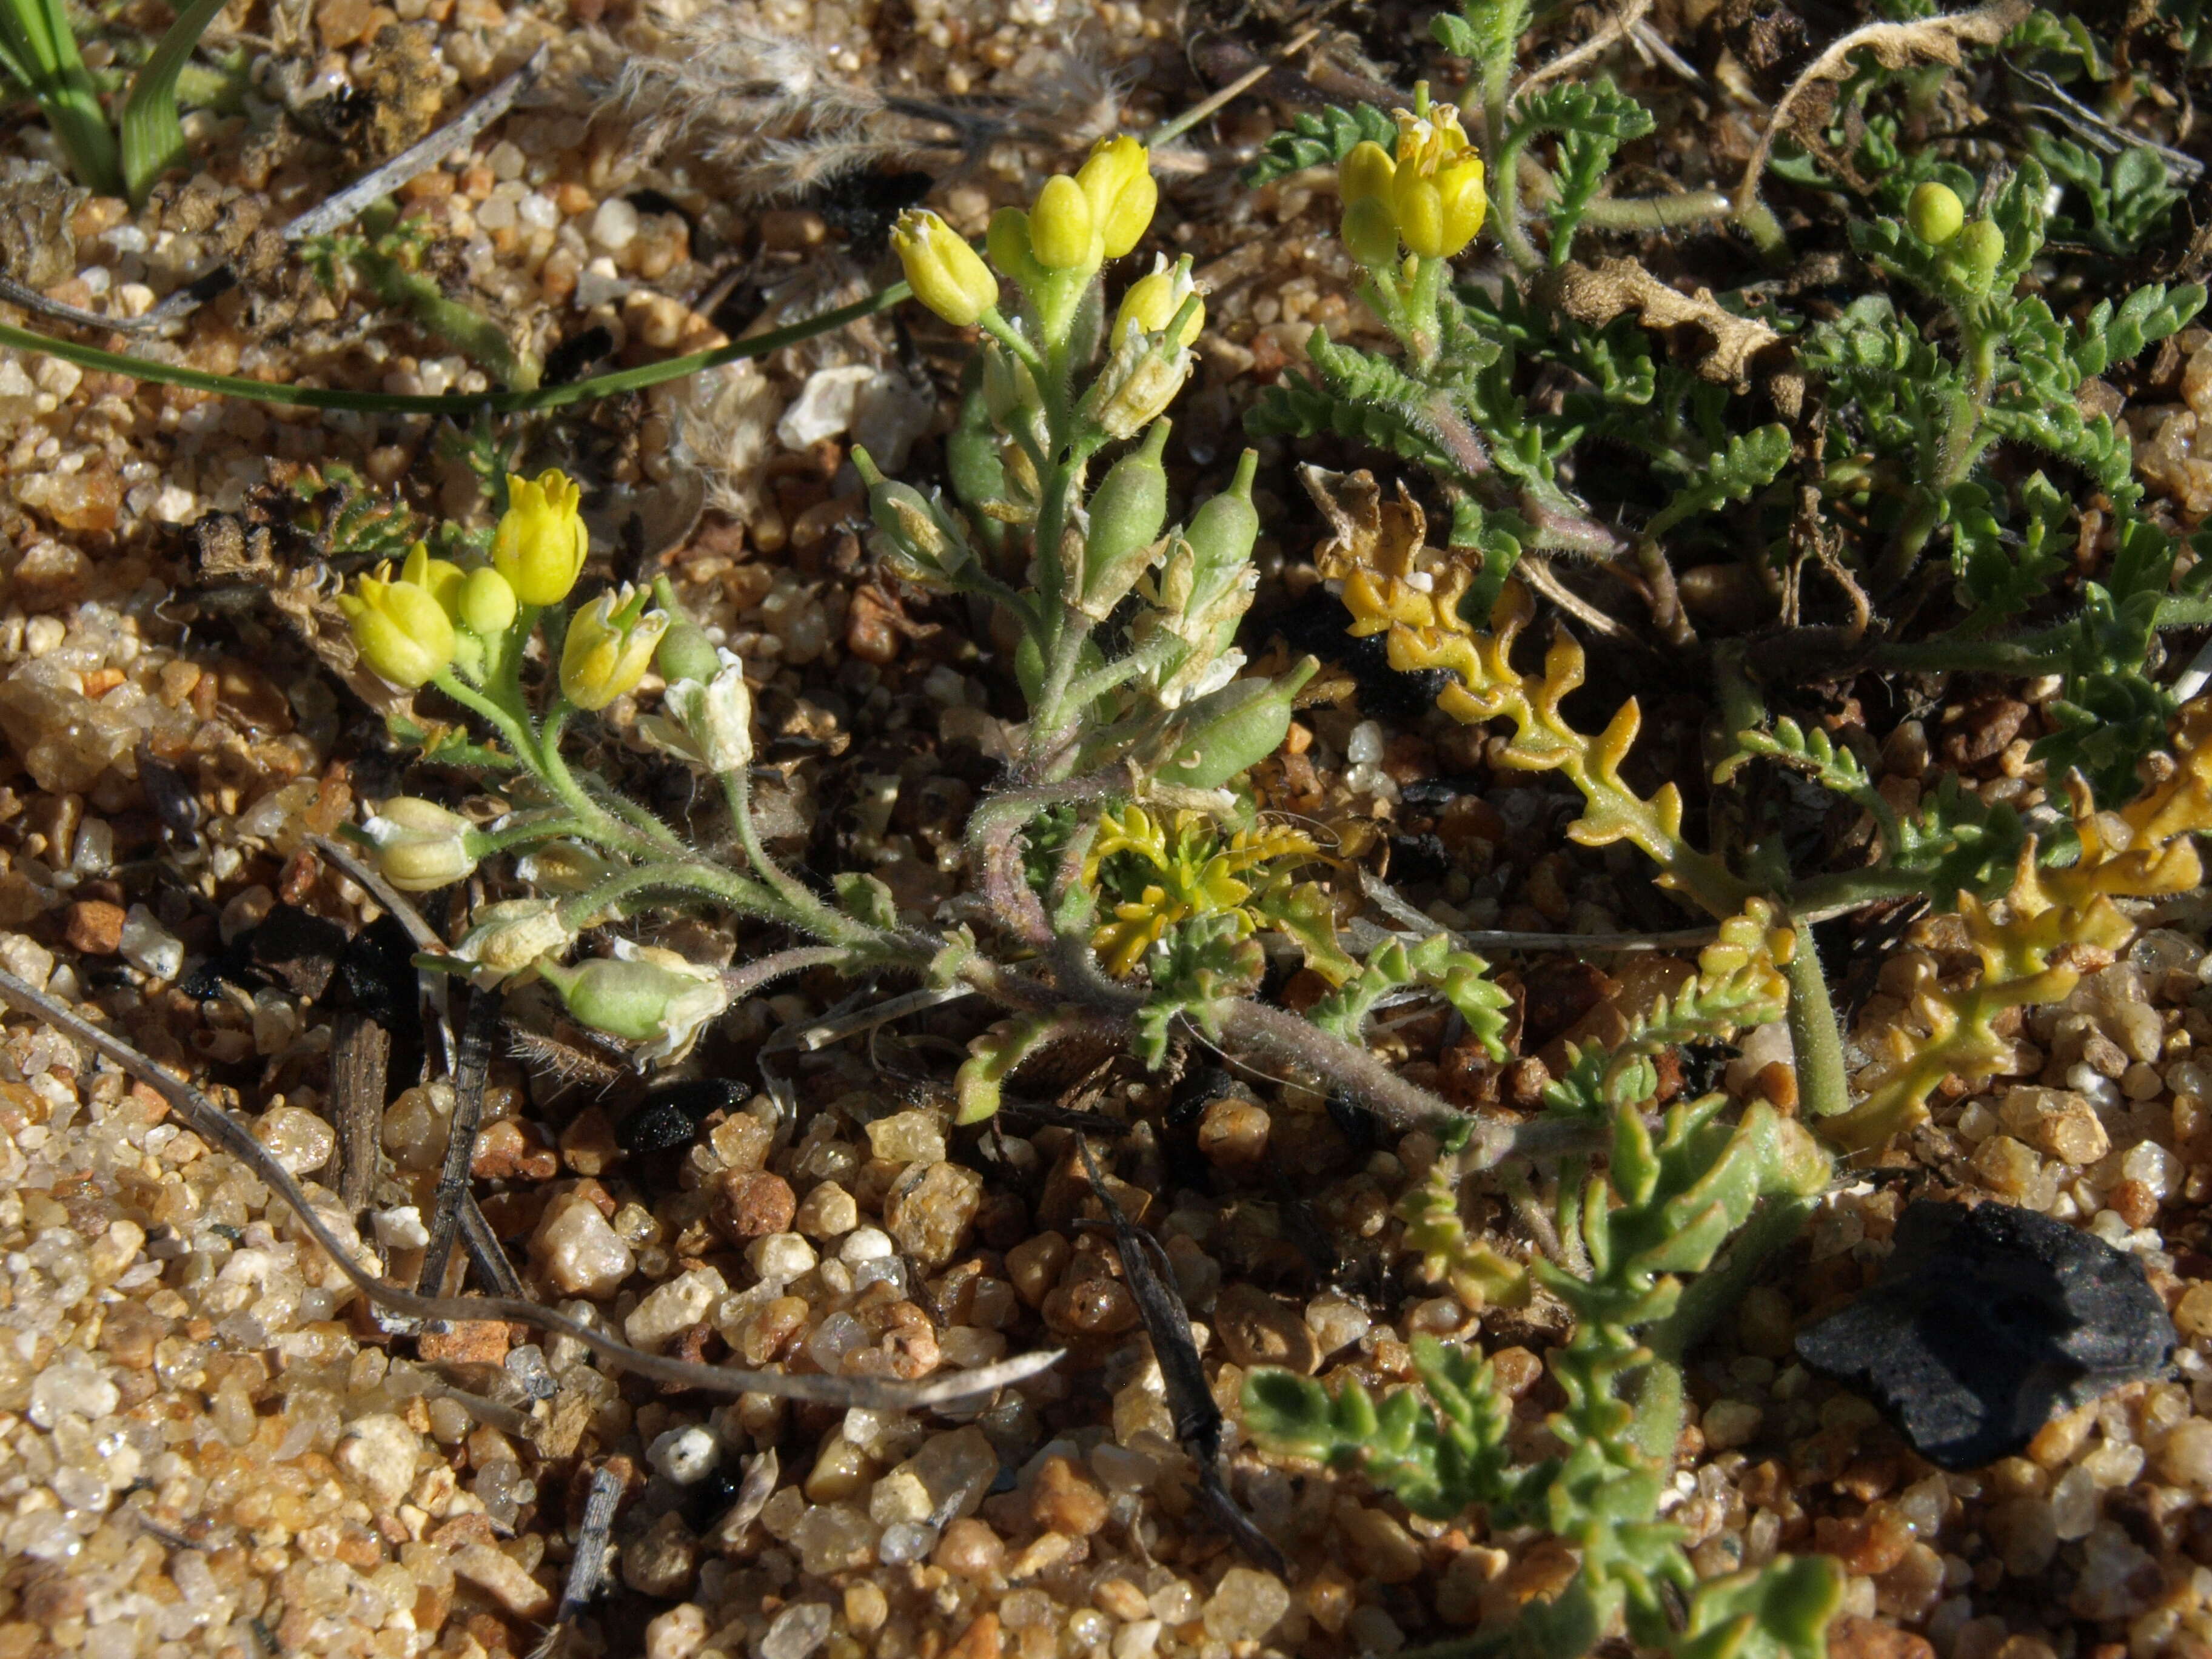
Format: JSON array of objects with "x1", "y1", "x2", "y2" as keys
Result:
[{"x1": 1794, "y1": 1198, "x2": 2173, "y2": 1469}]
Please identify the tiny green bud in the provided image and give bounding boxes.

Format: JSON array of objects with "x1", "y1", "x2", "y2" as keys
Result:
[
  {"x1": 1155, "y1": 657, "x2": 1318, "y2": 789},
  {"x1": 1955, "y1": 218, "x2": 2006, "y2": 289},
  {"x1": 1079, "y1": 421, "x2": 1171, "y2": 618},
  {"x1": 1907, "y1": 180, "x2": 1964, "y2": 246}
]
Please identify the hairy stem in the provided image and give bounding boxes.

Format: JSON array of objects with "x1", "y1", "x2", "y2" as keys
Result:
[{"x1": 1783, "y1": 922, "x2": 1852, "y2": 1121}]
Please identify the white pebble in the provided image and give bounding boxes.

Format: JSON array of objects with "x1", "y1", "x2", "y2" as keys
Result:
[
  {"x1": 648, "y1": 1424, "x2": 722, "y2": 1486},
  {"x1": 839, "y1": 1226, "x2": 894, "y2": 1263},
  {"x1": 748, "y1": 1231, "x2": 818, "y2": 1282},
  {"x1": 374, "y1": 1206, "x2": 430, "y2": 1250},
  {"x1": 119, "y1": 905, "x2": 183, "y2": 980},
  {"x1": 589, "y1": 198, "x2": 638, "y2": 252}
]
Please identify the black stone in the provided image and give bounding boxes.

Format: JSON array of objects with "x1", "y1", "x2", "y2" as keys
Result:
[
  {"x1": 1794, "y1": 1198, "x2": 2174, "y2": 1470},
  {"x1": 249, "y1": 904, "x2": 350, "y2": 1002},
  {"x1": 616, "y1": 1080, "x2": 748, "y2": 1156}
]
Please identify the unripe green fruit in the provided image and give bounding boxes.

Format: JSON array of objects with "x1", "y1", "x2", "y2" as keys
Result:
[
  {"x1": 1907, "y1": 181, "x2": 1964, "y2": 246},
  {"x1": 1955, "y1": 218, "x2": 2006, "y2": 289},
  {"x1": 1156, "y1": 657, "x2": 1318, "y2": 789},
  {"x1": 1184, "y1": 449, "x2": 1261, "y2": 606},
  {"x1": 1079, "y1": 421, "x2": 1171, "y2": 614},
  {"x1": 655, "y1": 616, "x2": 721, "y2": 688}
]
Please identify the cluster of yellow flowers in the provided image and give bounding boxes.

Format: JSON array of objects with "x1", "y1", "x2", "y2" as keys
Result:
[
  {"x1": 891, "y1": 134, "x2": 1159, "y2": 326},
  {"x1": 338, "y1": 469, "x2": 669, "y2": 712},
  {"x1": 1339, "y1": 97, "x2": 1487, "y2": 266}
]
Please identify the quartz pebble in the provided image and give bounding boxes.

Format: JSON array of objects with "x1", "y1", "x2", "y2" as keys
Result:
[
  {"x1": 532, "y1": 1190, "x2": 635, "y2": 1296},
  {"x1": 885, "y1": 1161, "x2": 984, "y2": 1266},
  {"x1": 1202, "y1": 1569, "x2": 1290, "y2": 1641}
]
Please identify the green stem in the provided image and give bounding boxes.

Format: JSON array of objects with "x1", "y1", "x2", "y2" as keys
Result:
[
  {"x1": 0, "y1": 282, "x2": 910, "y2": 415},
  {"x1": 467, "y1": 812, "x2": 586, "y2": 856},
  {"x1": 557, "y1": 859, "x2": 788, "y2": 931},
  {"x1": 719, "y1": 760, "x2": 859, "y2": 945},
  {"x1": 1783, "y1": 920, "x2": 1852, "y2": 1121},
  {"x1": 1862, "y1": 635, "x2": 2068, "y2": 675},
  {"x1": 1646, "y1": 1194, "x2": 1814, "y2": 1364},
  {"x1": 1575, "y1": 191, "x2": 1732, "y2": 231}
]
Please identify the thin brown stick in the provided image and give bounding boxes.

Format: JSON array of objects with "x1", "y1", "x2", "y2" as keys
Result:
[
  {"x1": 330, "y1": 1011, "x2": 389, "y2": 1215},
  {"x1": 1513, "y1": 0, "x2": 1652, "y2": 106},
  {"x1": 418, "y1": 990, "x2": 499, "y2": 1298},
  {"x1": 0, "y1": 967, "x2": 1061, "y2": 1409},
  {"x1": 1731, "y1": 1, "x2": 2027, "y2": 235}
]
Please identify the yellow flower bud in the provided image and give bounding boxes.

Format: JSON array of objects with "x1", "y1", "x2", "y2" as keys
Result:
[
  {"x1": 401, "y1": 541, "x2": 468, "y2": 617},
  {"x1": 459, "y1": 565, "x2": 518, "y2": 636},
  {"x1": 1029, "y1": 175, "x2": 1100, "y2": 271},
  {"x1": 338, "y1": 559, "x2": 457, "y2": 689},
  {"x1": 560, "y1": 584, "x2": 671, "y2": 711},
  {"x1": 891, "y1": 208, "x2": 999, "y2": 326},
  {"x1": 1111, "y1": 258, "x2": 1205, "y2": 349},
  {"x1": 492, "y1": 470, "x2": 589, "y2": 606},
  {"x1": 1076, "y1": 135, "x2": 1157, "y2": 259},
  {"x1": 1389, "y1": 106, "x2": 1487, "y2": 260},
  {"x1": 1341, "y1": 196, "x2": 1401, "y2": 268},
  {"x1": 362, "y1": 797, "x2": 478, "y2": 892},
  {"x1": 1338, "y1": 140, "x2": 1396, "y2": 206}
]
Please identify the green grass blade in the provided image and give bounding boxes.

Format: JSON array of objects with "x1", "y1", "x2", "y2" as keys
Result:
[
  {"x1": 0, "y1": 280, "x2": 909, "y2": 414},
  {"x1": 0, "y1": 0, "x2": 121, "y2": 196},
  {"x1": 119, "y1": 0, "x2": 227, "y2": 206}
]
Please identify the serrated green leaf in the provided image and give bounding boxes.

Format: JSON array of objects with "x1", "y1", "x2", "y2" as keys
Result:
[{"x1": 1242, "y1": 101, "x2": 1397, "y2": 187}]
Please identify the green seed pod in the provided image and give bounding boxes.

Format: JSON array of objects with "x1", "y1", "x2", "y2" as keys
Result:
[
  {"x1": 1183, "y1": 449, "x2": 1261, "y2": 611},
  {"x1": 1954, "y1": 218, "x2": 2006, "y2": 290},
  {"x1": 947, "y1": 381, "x2": 1006, "y2": 516},
  {"x1": 536, "y1": 956, "x2": 715, "y2": 1043},
  {"x1": 1079, "y1": 421, "x2": 1172, "y2": 617},
  {"x1": 654, "y1": 617, "x2": 721, "y2": 688},
  {"x1": 1155, "y1": 657, "x2": 1318, "y2": 789},
  {"x1": 854, "y1": 446, "x2": 969, "y2": 584},
  {"x1": 1906, "y1": 181, "x2": 1964, "y2": 246}
]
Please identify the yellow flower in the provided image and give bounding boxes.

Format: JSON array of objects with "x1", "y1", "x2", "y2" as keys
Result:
[
  {"x1": 361, "y1": 797, "x2": 478, "y2": 891},
  {"x1": 492, "y1": 469, "x2": 589, "y2": 606},
  {"x1": 560, "y1": 584, "x2": 670, "y2": 711},
  {"x1": 1076, "y1": 135, "x2": 1157, "y2": 259},
  {"x1": 1111, "y1": 256, "x2": 1204, "y2": 349},
  {"x1": 1084, "y1": 806, "x2": 1327, "y2": 976},
  {"x1": 1029, "y1": 175, "x2": 1100, "y2": 272},
  {"x1": 891, "y1": 208, "x2": 999, "y2": 326},
  {"x1": 338, "y1": 551, "x2": 457, "y2": 689},
  {"x1": 1389, "y1": 106, "x2": 1486, "y2": 260}
]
